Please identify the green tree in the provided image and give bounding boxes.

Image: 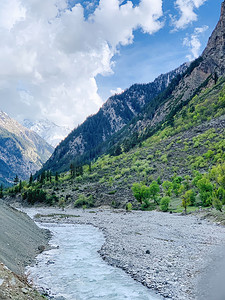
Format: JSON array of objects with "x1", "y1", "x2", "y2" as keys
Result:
[
  {"x1": 19, "y1": 180, "x2": 22, "y2": 192},
  {"x1": 29, "y1": 174, "x2": 33, "y2": 185},
  {"x1": 131, "y1": 183, "x2": 150, "y2": 204},
  {"x1": 182, "y1": 191, "x2": 192, "y2": 214},
  {"x1": 157, "y1": 176, "x2": 162, "y2": 185},
  {"x1": 172, "y1": 176, "x2": 183, "y2": 196},
  {"x1": 183, "y1": 175, "x2": 191, "y2": 191},
  {"x1": 55, "y1": 172, "x2": 59, "y2": 182},
  {"x1": 184, "y1": 189, "x2": 196, "y2": 206},
  {"x1": 197, "y1": 177, "x2": 213, "y2": 206},
  {"x1": 149, "y1": 181, "x2": 160, "y2": 204},
  {"x1": 40, "y1": 171, "x2": 46, "y2": 184},
  {"x1": 213, "y1": 195, "x2": 223, "y2": 212},
  {"x1": 217, "y1": 187, "x2": 225, "y2": 204},
  {"x1": 160, "y1": 196, "x2": 170, "y2": 212},
  {"x1": 162, "y1": 180, "x2": 173, "y2": 196},
  {"x1": 70, "y1": 163, "x2": 75, "y2": 177}
]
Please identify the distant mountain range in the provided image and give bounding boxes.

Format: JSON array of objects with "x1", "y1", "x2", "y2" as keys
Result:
[
  {"x1": 23, "y1": 119, "x2": 71, "y2": 147},
  {"x1": 0, "y1": 112, "x2": 53, "y2": 186}
]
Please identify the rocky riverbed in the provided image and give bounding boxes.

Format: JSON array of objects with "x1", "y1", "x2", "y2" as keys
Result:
[{"x1": 23, "y1": 206, "x2": 225, "y2": 300}]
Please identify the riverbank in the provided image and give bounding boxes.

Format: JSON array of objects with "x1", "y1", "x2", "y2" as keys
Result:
[
  {"x1": 23, "y1": 206, "x2": 225, "y2": 300},
  {"x1": 0, "y1": 200, "x2": 51, "y2": 275},
  {"x1": 0, "y1": 200, "x2": 50, "y2": 299}
]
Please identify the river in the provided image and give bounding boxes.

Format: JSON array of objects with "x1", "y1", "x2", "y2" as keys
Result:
[{"x1": 26, "y1": 222, "x2": 162, "y2": 300}]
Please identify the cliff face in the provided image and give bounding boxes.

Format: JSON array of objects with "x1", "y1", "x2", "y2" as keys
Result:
[
  {"x1": 0, "y1": 112, "x2": 53, "y2": 185},
  {"x1": 201, "y1": 0, "x2": 225, "y2": 76}
]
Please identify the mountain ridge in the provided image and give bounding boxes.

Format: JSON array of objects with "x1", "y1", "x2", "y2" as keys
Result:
[
  {"x1": 41, "y1": 63, "x2": 189, "y2": 173},
  {"x1": 0, "y1": 111, "x2": 53, "y2": 185}
]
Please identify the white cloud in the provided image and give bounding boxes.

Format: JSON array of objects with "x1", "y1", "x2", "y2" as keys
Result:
[
  {"x1": 183, "y1": 25, "x2": 208, "y2": 61},
  {"x1": 173, "y1": 0, "x2": 207, "y2": 29},
  {"x1": 0, "y1": 0, "x2": 163, "y2": 128}
]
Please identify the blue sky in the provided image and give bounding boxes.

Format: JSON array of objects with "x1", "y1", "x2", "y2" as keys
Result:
[
  {"x1": 96, "y1": 0, "x2": 222, "y2": 100},
  {"x1": 0, "y1": 0, "x2": 223, "y2": 128}
]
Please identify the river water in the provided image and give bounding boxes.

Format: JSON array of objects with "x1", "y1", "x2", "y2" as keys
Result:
[{"x1": 26, "y1": 222, "x2": 162, "y2": 300}]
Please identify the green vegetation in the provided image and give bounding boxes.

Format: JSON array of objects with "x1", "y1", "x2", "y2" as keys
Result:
[
  {"x1": 160, "y1": 197, "x2": 171, "y2": 212},
  {"x1": 3, "y1": 78, "x2": 225, "y2": 220},
  {"x1": 74, "y1": 194, "x2": 94, "y2": 208}
]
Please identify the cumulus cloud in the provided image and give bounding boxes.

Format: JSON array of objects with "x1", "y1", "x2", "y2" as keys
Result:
[
  {"x1": 0, "y1": 0, "x2": 163, "y2": 128},
  {"x1": 183, "y1": 25, "x2": 208, "y2": 61},
  {"x1": 173, "y1": 0, "x2": 207, "y2": 29}
]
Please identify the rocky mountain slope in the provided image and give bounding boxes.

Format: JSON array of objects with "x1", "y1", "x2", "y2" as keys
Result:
[
  {"x1": 41, "y1": 63, "x2": 188, "y2": 173},
  {"x1": 0, "y1": 112, "x2": 53, "y2": 186},
  {"x1": 23, "y1": 119, "x2": 71, "y2": 147},
  {"x1": 93, "y1": 0, "x2": 225, "y2": 156},
  {"x1": 39, "y1": 1, "x2": 225, "y2": 176}
]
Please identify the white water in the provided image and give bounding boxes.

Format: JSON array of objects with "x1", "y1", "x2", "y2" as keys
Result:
[{"x1": 27, "y1": 223, "x2": 162, "y2": 300}]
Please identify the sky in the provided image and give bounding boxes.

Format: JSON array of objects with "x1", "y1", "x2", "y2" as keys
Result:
[{"x1": 0, "y1": 0, "x2": 222, "y2": 129}]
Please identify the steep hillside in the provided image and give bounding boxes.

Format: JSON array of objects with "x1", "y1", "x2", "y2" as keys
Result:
[
  {"x1": 0, "y1": 112, "x2": 53, "y2": 186},
  {"x1": 97, "y1": 0, "x2": 225, "y2": 155},
  {"x1": 41, "y1": 1, "x2": 225, "y2": 174},
  {"x1": 17, "y1": 77, "x2": 225, "y2": 210},
  {"x1": 41, "y1": 63, "x2": 188, "y2": 173}
]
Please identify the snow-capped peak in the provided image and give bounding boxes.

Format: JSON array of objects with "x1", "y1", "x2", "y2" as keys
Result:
[{"x1": 23, "y1": 119, "x2": 71, "y2": 147}]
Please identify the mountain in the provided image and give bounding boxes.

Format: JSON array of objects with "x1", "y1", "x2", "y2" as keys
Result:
[
  {"x1": 41, "y1": 63, "x2": 188, "y2": 173},
  {"x1": 39, "y1": 1, "x2": 225, "y2": 176},
  {"x1": 23, "y1": 119, "x2": 71, "y2": 147},
  {"x1": 7, "y1": 1, "x2": 225, "y2": 220},
  {"x1": 0, "y1": 112, "x2": 54, "y2": 186},
  {"x1": 95, "y1": 0, "x2": 225, "y2": 155}
]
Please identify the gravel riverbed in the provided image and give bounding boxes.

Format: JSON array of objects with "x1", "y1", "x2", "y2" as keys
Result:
[{"x1": 23, "y1": 206, "x2": 225, "y2": 300}]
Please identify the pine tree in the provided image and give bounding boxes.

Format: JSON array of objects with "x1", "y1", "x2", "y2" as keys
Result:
[
  {"x1": 70, "y1": 163, "x2": 75, "y2": 177},
  {"x1": 29, "y1": 174, "x2": 33, "y2": 185},
  {"x1": 55, "y1": 172, "x2": 59, "y2": 182},
  {"x1": 19, "y1": 180, "x2": 22, "y2": 192}
]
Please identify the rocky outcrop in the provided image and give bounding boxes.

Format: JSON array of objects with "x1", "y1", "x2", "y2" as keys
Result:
[{"x1": 201, "y1": 0, "x2": 225, "y2": 76}]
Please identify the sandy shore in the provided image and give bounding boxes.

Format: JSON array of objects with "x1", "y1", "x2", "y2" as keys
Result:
[{"x1": 21, "y1": 206, "x2": 225, "y2": 300}]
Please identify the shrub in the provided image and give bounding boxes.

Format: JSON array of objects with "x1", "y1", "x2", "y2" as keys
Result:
[
  {"x1": 74, "y1": 194, "x2": 94, "y2": 208},
  {"x1": 213, "y1": 197, "x2": 223, "y2": 212},
  {"x1": 160, "y1": 196, "x2": 170, "y2": 212},
  {"x1": 58, "y1": 197, "x2": 65, "y2": 209},
  {"x1": 126, "y1": 202, "x2": 133, "y2": 211}
]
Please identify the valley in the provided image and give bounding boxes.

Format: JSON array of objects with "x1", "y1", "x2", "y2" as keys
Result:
[{"x1": 1, "y1": 1, "x2": 225, "y2": 300}]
